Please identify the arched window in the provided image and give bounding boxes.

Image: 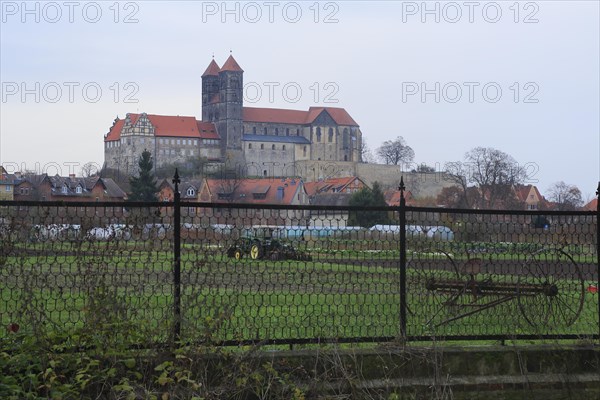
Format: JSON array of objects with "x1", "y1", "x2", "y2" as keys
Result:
[
  {"x1": 248, "y1": 143, "x2": 252, "y2": 149},
  {"x1": 343, "y1": 128, "x2": 349, "y2": 149},
  {"x1": 263, "y1": 127, "x2": 268, "y2": 135},
  {"x1": 316, "y1": 127, "x2": 321, "y2": 142},
  {"x1": 271, "y1": 144, "x2": 276, "y2": 150},
  {"x1": 286, "y1": 128, "x2": 290, "y2": 136},
  {"x1": 296, "y1": 129, "x2": 300, "y2": 136},
  {"x1": 275, "y1": 128, "x2": 279, "y2": 135},
  {"x1": 260, "y1": 144, "x2": 264, "y2": 149},
  {"x1": 303, "y1": 146, "x2": 307, "y2": 157},
  {"x1": 344, "y1": 155, "x2": 348, "y2": 161},
  {"x1": 328, "y1": 128, "x2": 334, "y2": 142},
  {"x1": 282, "y1": 145, "x2": 286, "y2": 150},
  {"x1": 252, "y1": 126, "x2": 257, "y2": 134},
  {"x1": 186, "y1": 188, "x2": 196, "y2": 197}
]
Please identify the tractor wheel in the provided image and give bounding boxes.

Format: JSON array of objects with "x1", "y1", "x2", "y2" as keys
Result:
[
  {"x1": 250, "y1": 244, "x2": 263, "y2": 260},
  {"x1": 234, "y1": 249, "x2": 243, "y2": 260}
]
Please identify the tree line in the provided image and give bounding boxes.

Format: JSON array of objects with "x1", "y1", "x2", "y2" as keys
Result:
[{"x1": 362, "y1": 136, "x2": 585, "y2": 211}]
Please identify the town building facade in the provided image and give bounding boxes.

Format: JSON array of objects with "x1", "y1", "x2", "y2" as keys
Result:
[
  {"x1": 12, "y1": 174, "x2": 126, "y2": 202},
  {"x1": 0, "y1": 167, "x2": 16, "y2": 201}
]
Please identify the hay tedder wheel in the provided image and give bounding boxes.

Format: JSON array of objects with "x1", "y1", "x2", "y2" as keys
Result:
[
  {"x1": 517, "y1": 248, "x2": 585, "y2": 329},
  {"x1": 410, "y1": 248, "x2": 463, "y2": 326}
]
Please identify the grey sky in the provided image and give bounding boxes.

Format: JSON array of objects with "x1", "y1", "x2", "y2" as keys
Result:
[{"x1": 1, "y1": 1, "x2": 598, "y2": 200}]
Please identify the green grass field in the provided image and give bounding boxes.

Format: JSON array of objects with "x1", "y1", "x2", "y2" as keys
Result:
[{"x1": 1, "y1": 238, "x2": 598, "y2": 344}]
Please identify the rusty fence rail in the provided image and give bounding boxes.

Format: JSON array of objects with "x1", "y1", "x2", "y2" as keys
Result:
[{"x1": 1, "y1": 186, "x2": 598, "y2": 346}]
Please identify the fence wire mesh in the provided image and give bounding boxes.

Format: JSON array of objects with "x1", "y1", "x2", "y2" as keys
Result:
[{"x1": 0, "y1": 201, "x2": 598, "y2": 345}]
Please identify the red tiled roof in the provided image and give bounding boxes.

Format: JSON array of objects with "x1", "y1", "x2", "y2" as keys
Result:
[
  {"x1": 104, "y1": 114, "x2": 220, "y2": 141},
  {"x1": 204, "y1": 178, "x2": 302, "y2": 205},
  {"x1": 243, "y1": 107, "x2": 359, "y2": 126},
  {"x1": 196, "y1": 121, "x2": 220, "y2": 139},
  {"x1": 220, "y1": 55, "x2": 243, "y2": 72},
  {"x1": 304, "y1": 177, "x2": 363, "y2": 197},
  {"x1": 303, "y1": 181, "x2": 322, "y2": 197},
  {"x1": 148, "y1": 115, "x2": 199, "y2": 137},
  {"x1": 243, "y1": 107, "x2": 309, "y2": 124},
  {"x1": 584, "y1": 198, "x2": 598, "y2": 211},
  {"x1": 202, "y1": 59, "x2": 221, "y2": 77},
  {"x1": 105, "y1": 119, "x2": 125, "y2": 141},
  {"x1": 307, "y1": 107, "x2": 359, "y2": 126},
  {"x1": 384, "y1": 189, "x2": 414, "y2": 206},
  {"x1": 514, "y1": 185, "x2": 534, "y2": 202}
]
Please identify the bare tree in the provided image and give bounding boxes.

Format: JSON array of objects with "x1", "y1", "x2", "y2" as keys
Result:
[
  {"x1": 80, "y1": 162, "x2": 100, "y2": 178},
  {"x1": 444, "y1": 161, "x2": 473, "y2": 208},
  {"x1": 444, "y1": 147, "x2": 528, "y2": 209},
  {"x1": 358, "y1": 139, "x2": 376, "y2": 163},
  {"x1": 376, "y1": 136, "x2": 415, "y2": 166},
  {"x1": 546, "y1": 181, "x2": 583, "y2": 210},
  {"x1": 413, "y1": 164, "x2": 436, "y2": 173},
  {"x1": 211, "y1": 164, "x2": 244, "y2": 204}
]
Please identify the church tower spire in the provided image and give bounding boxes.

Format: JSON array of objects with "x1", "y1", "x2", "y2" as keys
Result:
[
  {"x1": 201, "y1": 54, "x2": 244, "y2": 164},
  {"x1": 217, "y1": 54, "x2": 244, "y2": 160},
  {"x1": 201, "y1": 59, "x2": 220, "y2": 121}
]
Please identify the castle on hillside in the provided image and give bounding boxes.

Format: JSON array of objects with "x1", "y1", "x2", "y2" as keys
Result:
[{"x1": 104, "y1": 55, "x2": 363, "y2": 179}]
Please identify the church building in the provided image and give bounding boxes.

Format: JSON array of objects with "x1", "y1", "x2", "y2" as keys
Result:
[{"x1": 104, "y1": 55, "x2": 363, "y2": 178}]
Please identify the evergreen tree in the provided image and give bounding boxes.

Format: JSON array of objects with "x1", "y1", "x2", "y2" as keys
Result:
[
  {"x1": 347, "y1": 182, "x2": 391, "y2": 228},
  {"x1": 128, "y1": 150, "x2": 158, "y2": 202}
]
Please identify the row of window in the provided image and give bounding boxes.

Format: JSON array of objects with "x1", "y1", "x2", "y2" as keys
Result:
[
  {"x1": 107, "y1": 138, "x2": 220, "y2": 149},
  {"x1": 247, "y1": 127, "x2": 355, "y2": 144},
  {"x1": 159, "y1": 138, "x2": 197, "y2": 146},
  {"x1": 247, "y1": 143, "x2": 288, "y2": 151},
  {"x1": 159, "y1": 149, "x2": 196, "y2": 156},
  {"x1": 251, "y1": 127, "x2": 301, "y2": 136},
  {"x1": 61, "y1": 185, "x2": 83, "y2": 194},
  {"x1": 314, "y1": 127, "x2": 338, "y2": 143},
  {"x1": 246, "y1": 143, "x2": 310, "y2": 157}
]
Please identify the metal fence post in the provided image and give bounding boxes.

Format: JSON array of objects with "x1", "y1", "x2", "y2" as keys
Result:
[
  {"x1": 173, "y1": 169, "x2": 182, "y2": 343},
  {"x1": 399, "y1": 176, "x2": 407, "y2": 340},
  {"x1": 596, "y1": 182, "x2": 599, "y2": 343}
]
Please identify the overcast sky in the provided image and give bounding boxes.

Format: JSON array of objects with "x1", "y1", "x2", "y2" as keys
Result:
[{"x1": 1, "y1": 1, "x2": 598, "y2": 200}]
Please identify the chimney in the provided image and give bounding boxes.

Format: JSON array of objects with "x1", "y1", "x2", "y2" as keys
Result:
[
  {"x1": 69, "y1": 173, "x2": 76, "y2": 179},
  {"x1": 276, "y1": 186, "x2": 284, "y2": 201}
]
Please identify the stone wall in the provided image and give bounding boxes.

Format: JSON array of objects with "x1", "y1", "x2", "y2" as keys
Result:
[
  {"x1": 356, "y1": 163, "x2": 455, "y2": 198},
  {"x1": 243, "y1": 141, "x2": 296, "y2": 177}
]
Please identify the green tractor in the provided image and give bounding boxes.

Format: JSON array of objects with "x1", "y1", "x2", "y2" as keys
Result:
[{"x1": 226, "y1": 226, "x2": 311, "y2": 261}]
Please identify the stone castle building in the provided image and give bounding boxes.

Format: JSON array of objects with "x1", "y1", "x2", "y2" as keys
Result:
[{"x1": 103, "y1": 55, "x2": 363, "y2": 179}]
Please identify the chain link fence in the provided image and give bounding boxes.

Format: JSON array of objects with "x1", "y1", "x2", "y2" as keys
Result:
[{"x1": 1, "y1": 197, "x2": 598, "y2": 346}]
